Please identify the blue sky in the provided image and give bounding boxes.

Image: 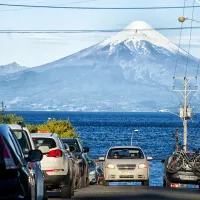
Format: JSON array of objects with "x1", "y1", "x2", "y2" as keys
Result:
[{"x1": 1, "y1": 0, "x2": 200, "y2": 67}]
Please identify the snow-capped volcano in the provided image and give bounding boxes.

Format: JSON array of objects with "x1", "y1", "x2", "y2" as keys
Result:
[
  {"x1": 0, "y1": 21, "x2": 198, "y2": 111},
  {"x1": 101, "y1": 21, "x2": 180, "y2": 54}
]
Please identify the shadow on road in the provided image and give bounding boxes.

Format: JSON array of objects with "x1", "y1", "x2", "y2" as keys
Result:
[{"x1": 48, "y1": 186, "x2": 200, "y2": 200}]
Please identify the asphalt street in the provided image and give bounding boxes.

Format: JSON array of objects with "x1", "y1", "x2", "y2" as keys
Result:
[{"x1": 48, "y1": 185, "x2": 200, "y2": 200}]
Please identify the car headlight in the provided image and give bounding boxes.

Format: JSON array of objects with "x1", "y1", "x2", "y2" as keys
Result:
[
  {"x1": 138, "y1": 163, "x2": 148, "y2": 169},
  {"x1": 90, "y1": 170, "x2": 96, "y2": 175},
  {"x1": 105, "y1": 164, "x2": 115, "y2": 169}
]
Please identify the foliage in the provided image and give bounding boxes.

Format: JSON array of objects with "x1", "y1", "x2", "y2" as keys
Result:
[
  {"x1": 0, "y1": 102, "x2": 77, "y2": 138},
  {"x1": 27, "y1": 119, "x2": 77, "y2": 138},
  {"x1": 0, "y1": 113, "x2": 23, "y2": 124}
]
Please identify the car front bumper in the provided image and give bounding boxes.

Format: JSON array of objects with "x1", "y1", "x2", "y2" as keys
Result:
[{"x1": 104, "y1": 168, "x2": 148, "y2": 181}]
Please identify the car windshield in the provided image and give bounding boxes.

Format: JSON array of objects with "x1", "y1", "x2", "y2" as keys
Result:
[
  {"x1": 107, "y1": 148, "x2": 144, "y2": 159},
  {"x1": 62, "y1": 139, "x2": 81, "y2": 152},
  {"x1": 13, "y1": 130, "x2": 31, "y2": 154},
  {"x1": 32, "y1": 137, "x2": 57, "y2": 149}
]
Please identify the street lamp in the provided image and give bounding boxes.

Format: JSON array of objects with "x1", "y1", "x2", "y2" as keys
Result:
[
  {"x1": 178, "y1": 16, "x2": 200, "y2": 24},
  {"x1": 131, "y1": 129, "x2": 139, "y2": 146}
]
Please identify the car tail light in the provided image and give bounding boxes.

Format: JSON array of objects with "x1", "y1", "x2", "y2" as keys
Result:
[
  {"x1": 99, "y1": 175, "x2": 104, "y2": 179},
  {"x1": 0, "y1": 135, "x2": 18, "y2": 169},
  {"x1": 28, "y1": 162, "x2": 37, "y2": 168},
  {"x1": 46, "y1": 149, "x2": 62, "y2": 158}
]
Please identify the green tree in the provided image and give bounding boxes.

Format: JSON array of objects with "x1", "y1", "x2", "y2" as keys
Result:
[
  {"x1": 0, "y1": 102, "x2": 77, "y2": 138},
  {"x1": 27, "y1": 119, "x2": 77, "y2": 138},
  {"x1": 0, "y1": 102, "x2": 23, "y2": 124}
]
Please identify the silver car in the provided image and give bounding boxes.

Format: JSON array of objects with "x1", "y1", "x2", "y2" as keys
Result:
[
  {"x1": 99, "y1": 146, "x2": 153, "y2": 186},
  {"x1": 8, "y1": 124, "x2": 47, "y2": 200}
]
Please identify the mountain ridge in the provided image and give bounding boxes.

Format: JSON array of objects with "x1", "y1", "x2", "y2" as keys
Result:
[{"x1": 0, "y1": 21, "x2": 198, "y2": 111}]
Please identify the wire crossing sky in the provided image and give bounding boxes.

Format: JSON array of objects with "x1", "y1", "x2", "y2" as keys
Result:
[
  {"x1": 1, "y1": 0, "x2": 200, "y2": 67},
  {"x1": 0, "y1": 3, "x2": 200, "y2": 10}
]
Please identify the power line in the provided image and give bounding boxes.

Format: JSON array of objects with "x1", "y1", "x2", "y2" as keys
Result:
[
  {"x1": 0, "y1": 3, "x2": 200, "y2": 10},
  {"x1": 173, "y1": 0, "x2": 187, "y2": 91},
  {"x1": 185, "y1": 0, "x2": 196, "y2": 77},
  {"x1": 1, "y1": 26, "x2": 200, "y2": 33},
  {"x1": 0, "y1": 0, "x2": 98, "y2": 12}
]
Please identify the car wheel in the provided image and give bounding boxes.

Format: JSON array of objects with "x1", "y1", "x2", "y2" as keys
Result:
[
  {"x1": 165, "y1": 179, "x2": 171, "y2": 187},
  {"x1": 142, "y1": 180, "x2": 149, "y2": 186},
  {"x1": 86, "y1": 177, "x2": 90, "y2": 187},
  {"x1": 43, "y1": 186, "x2": 48, "y2": 200},
  {"x1": 103, "y1": 180, "x2": 109, "y2": 186},
  {"x1": 61, "y1": 186, "x2": 71, "y2": 199},
  {"x1": 163, "y1": 179, "x2": 166, "y2": 187},
  {"x1": 71, "y1": 179, "x2": 75, "y2": 196},
  {"x1": 81, "y1": 174, "x2": 87, "y2": 188},
  {"x1": 76, "y1": 177, "x2": 82, "y2": 189}
]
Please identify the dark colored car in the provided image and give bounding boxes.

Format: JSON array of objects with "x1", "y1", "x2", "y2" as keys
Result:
[
  {"x1": 0, "y1": 124, "x2": 43, "y2": 200},
  {"x1": 9, "y1": 124, "x2": 47, "y2": 200},
  {"x1": 62, "y1": 138, "x2": 90, "y2": 188},
  {"x1": 62, "y1": 142, "x2": 81, "y2": 191},
  {"x1": 164, "y1": 152, "x2": 200, "y2": 187}
]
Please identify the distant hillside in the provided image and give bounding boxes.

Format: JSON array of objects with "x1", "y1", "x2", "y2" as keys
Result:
[{"x1": 0, "y1": 62, "x2": 27, "y2": 76}]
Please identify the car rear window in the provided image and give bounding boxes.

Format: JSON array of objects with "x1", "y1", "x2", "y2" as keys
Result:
[
  {"x1": 107, "y1": 148, "x2": 144, "y2": 159},
  {"x1": 32, "y1": 137, "x2": 57, "y2": 149},
  {"x1": 62, "y1": 139, "x2": 81, "y2": 152}
]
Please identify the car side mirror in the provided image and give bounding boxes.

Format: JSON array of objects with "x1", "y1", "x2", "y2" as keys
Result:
[
  {"x1": 147, "y1": 156, "x2": 153, "y2": 161},
  {"x1": 39, "y1": 146, "x2": 50, "y2": 154},
  {"x1": 99, "y1": 157, "x2": 105, "y2": 161},
  {"x1": 69, "y1": 145, "x2": 76, "y2": 152},
  {"x1": 83, "y1": 147, "x2": 89, "y2": 153},
  {"x1": 27, "y1": 150, "x2": 43, "y2": 162}
]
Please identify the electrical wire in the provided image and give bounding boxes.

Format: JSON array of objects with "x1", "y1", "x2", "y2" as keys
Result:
[
  {"x1": 0, "y1": 0, "x2": 98, "y2": 12},
  {"x1": 0, "y1": 3, "x2": 200, "y2": 10},
  {"x1": 185, "y1": 0, "x2": 196, "y2": 77},
  {"x1": 1, "y1": 26, "x2": 200, "y2": 33},
  {"x1": 173, "y1": 0, "x2": 187, "y2": 90},
  {"x1": 188, "y1": 59, "x2": 200, "y2": 105}
]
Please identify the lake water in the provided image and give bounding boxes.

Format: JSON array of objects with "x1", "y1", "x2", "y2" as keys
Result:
[{"x1": 6, "y1": 111, "x2": 200, "y2": 186}]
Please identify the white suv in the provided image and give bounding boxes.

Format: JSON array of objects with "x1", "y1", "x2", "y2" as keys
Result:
[
  {"x1": 100, "y1": 146, "x2": 153, "y2": 186},
  {"x1": 31, "y1": 133, "x2": 73, "y2": 199}
]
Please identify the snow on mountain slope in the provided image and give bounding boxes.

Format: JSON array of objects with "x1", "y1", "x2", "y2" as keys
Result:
[
  {"x1": 0, "y1": 62, "x2": 27, "y2": 76},
  {"x1": 100, "y1": 21, "x2": 182, "y2": 54}
]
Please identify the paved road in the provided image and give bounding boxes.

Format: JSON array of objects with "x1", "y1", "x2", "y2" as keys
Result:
[{"x1": 48, "y1": 185, "x2": 200, "y2": 200}]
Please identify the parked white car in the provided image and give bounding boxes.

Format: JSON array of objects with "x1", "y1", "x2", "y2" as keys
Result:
[
  {"x1": 99, "y1": 146, "x2": 153, "y2": 186},
  {"x1": 31, "y1": 133, "x2": 73, "y2": 199}
]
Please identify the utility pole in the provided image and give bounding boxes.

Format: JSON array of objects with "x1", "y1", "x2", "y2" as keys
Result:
[{"x1": 173, "y1": 76, "x2": 197, "y2": 152}]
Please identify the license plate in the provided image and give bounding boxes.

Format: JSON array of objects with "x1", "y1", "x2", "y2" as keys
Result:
[
  {"x1": 179, "y1": 175, "x2": 197, "y2": 180},
  {"x1": 122, "y1": 171, "x2": 132, "y2": 175}
]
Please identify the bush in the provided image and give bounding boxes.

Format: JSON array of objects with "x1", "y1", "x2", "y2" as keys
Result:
[
  {"x1": 27, "y1": 119, "x2": 77, "y2": 138},
  {"x1": 0, "y1": 105, "x2": 77, "y2": 138},
  {"x1": 0, "y1": 114, "x2": 23, "y2": 124}
]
